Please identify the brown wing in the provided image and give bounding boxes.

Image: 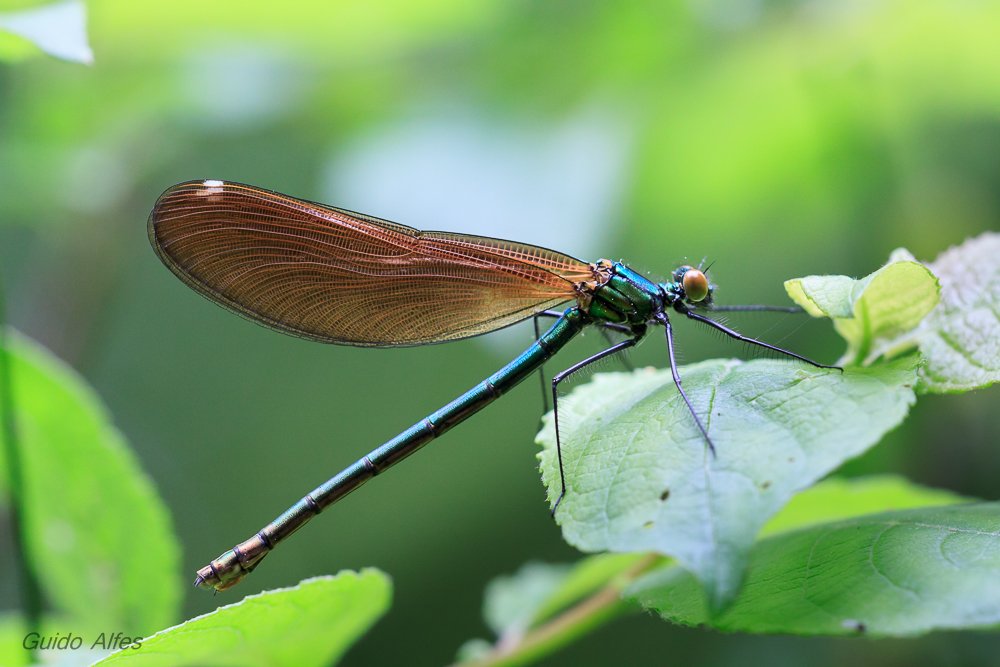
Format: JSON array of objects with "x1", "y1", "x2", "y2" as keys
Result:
[{"x1": 147, "y1": 180, "x2": 592, "y2": 346}]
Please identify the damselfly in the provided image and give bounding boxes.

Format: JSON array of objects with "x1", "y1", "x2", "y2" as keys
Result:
[{"x1": 147, "y1": 180, "x2": 836, "y2": 592}]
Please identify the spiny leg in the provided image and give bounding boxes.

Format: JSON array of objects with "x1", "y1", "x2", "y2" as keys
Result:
[
  {"x1": 598, "y1": 326, "x2": 635, "y2": 371},
  {"x1": 658, "y1": 312, "x2": 716, "y2": 456},
  {"x1": 710, "y1": 305, "x2": 804, "y2": 313},
  {"x1": 534, "y1": 310, "x2": 634, "y2": 414},
  {"x1": 684, "y1": 309, "x2": 841, "y2": 371},
  {"x1": 550, "y1": 336, "x2": 641, "y2": 516}
]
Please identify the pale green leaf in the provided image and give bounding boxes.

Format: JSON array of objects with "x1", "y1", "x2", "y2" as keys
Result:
[
  {"x1": 0, "y1": 329, "x2": 182, "y2": 636},
  {"x1": 784, "y1": 275, "x2": 856, "y2": 318},
  {"x1": 627, "y1": 503, "x2": 1000, "y2": 636},
  {"x1": 0, "y1": 0, "x2": 93, "y2": 64},
  {"x1": 784, "y1": 253, "x2": 940, "y2": 365},
  {"x1": 92, "y1": 571, "x2": 391, "y2": 667},
  {"x1": 910, "y1": 232, "x2": 1000, "y2": 393},
  {"x1": 455, "y1": 638, "x2": 494, "y2": 663},
  {"x1": 538, "y1": 358, "x2": 917, "y2": 610}
]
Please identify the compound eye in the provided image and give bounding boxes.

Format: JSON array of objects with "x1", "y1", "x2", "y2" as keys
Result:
[
  {"x1": 672, "y1": 265, "x2": 695, "y2": 282},
  {"x1": 682, "y1": 269, "x2": 709, "y2": 302}
]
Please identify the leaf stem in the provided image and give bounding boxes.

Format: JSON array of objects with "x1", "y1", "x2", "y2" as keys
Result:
[
  {"x1": 453, "y1": 554, "x2": 660, "y2": 667},
  {"x1": 0, "y1": 264, "x2": 44, "y2": 636}
]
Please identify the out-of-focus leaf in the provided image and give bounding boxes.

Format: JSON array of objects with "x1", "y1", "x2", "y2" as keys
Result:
[
  {"x1": 92, "y1": 571, "x2": 391, "y2": 667},
  {"x1": 785, "y1": 251, "x2": 940, "y2": 366},
  {"x1": 627, "y1": 503, "x2": 1000, "y2": 636},
  {"x1": 0, "y1": 0, "x2": 92, "y2": 64},
  {"x1": 0, "y1": 614, "x2": 134, "y2": 666},
  {"x1": 529, "y1": 553, "x2": 648, "y2": 624},
  {"x1": 0, "y1": 614, "x2": 30, "y2": 667},
  {"x1": 538, "y1": 358, "x2": 918, "y2": 610},
  {"x1": 482, "y1": 562, "x2": 571, "y2": 637},
  {"x1": 479, "y1": 554, "x2": 647, "y2": 640},
  {"x1": 909, "y1": 232, "x2": 1000, "y2": 393},
  {"x1": 455, "y1": 638, "x2": 494, "y2": 663},
  {"x1": 457, "y1": 553, "x2": 653, "y2": 667},
  {"x1": 97, "y1": 0, "x2": 503, "y2": 61},
  {"x1": 0, "y1": 329, "x2": 181, "y2": 636},
  {"x1": 632, "y1": 2, "x2": 1000, "y2": 242}
]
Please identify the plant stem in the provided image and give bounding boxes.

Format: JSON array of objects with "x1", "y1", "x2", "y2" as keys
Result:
[
  {"x1": 453, "y1": 553, "x2": 661, "y2": 667},
  {"x1": 0, "y1": 264, "x2": 44, "y2": 635}
]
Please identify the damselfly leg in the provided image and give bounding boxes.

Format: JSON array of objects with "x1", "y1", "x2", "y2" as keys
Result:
[
  {"x1": 533, "y1": 309, "x2": 633, "y2": 414},
  {"x1": 658, "y1": 312, "x2": 716, "y2": 455},
  {"x1": 684, "y1": 307, "x2": 841, "y2": 371},
  {"x1": 549, "y1": 335, "x2": 642, "y2": 515}
]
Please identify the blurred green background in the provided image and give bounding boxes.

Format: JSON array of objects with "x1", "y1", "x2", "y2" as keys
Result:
[{"x1": 1, "y1": 0, "x2": 999, "y2": 664}]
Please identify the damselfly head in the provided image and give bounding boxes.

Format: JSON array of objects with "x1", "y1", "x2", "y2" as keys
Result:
[{"x1": 671, "y1": 265, "x2": 710, "y2": 303}]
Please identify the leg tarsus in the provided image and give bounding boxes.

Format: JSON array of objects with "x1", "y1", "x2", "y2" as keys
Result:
[{"x1": 550, "y1": 489, "x2": 565, "y2": 518}]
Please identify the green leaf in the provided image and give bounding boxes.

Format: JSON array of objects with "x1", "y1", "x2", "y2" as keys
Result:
[
  {"x1": 1, "y1": 614, "x2": 115, "y2": 666},
  {"x1": 0, "y1": 329, "x2": 182, "y2": 635},
  {"x1": 537, "y1": 358, "x2": 917, "y2": 610},
  {"x1": 909, "y1": 232, "x2": 1000, "y2": 393},
  {"x1": 467, "y1": 475, "x2": 963, "y2": 656},
  {"x1": 759, "y1": 473, "x2": 966, "y2": 538},
  {"x1": 92, "y1": 571, "x2": 391, "y2": 667},
  {"x1": 627, "y1": 502, "x2": 1000, "y2": 636},
  {"x1": 784, "y1": 250, "x2": 940, "y2": 366}
]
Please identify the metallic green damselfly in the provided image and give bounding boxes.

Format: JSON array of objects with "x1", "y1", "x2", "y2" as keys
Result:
[{"x1": 148, "y1": 180, "x2": 835, "y2": 592}]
